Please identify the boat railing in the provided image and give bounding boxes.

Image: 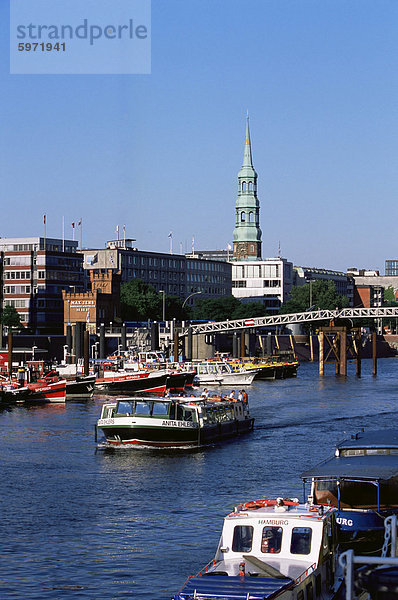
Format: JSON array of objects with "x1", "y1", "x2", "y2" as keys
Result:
[
  {"x1": 339, "y1": 514, "x2": 398, "y2": 600},
  {"x1": 294, "y1": 562, "x2": 316, "y2": 584}
]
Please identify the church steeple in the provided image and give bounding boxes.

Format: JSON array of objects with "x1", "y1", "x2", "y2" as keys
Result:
[
  {"x1": 233, "y1": 113, "x2": 262, "y2": 261},
  {"x1": 242, "y1": 110, "x2": 253, "y2": 168}
]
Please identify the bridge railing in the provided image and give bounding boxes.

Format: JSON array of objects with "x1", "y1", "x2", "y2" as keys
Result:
[{"x1": 188, "y1": 307, "x2": 398, "y2": 335}]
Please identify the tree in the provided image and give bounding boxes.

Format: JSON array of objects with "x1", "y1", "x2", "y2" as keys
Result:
[
  {"x1": 280, "y1": 280, "x2": 349, "y2": 314},
  {"x1": 120, "y1": 280, "x2": 188, "y2": 321},
  {"x1": 383, "y1": 286, "x2": 396, "y2": 304},
  {"x1": 1, "y1": 305, "x2": 21, "y2": 328},
  {"x1": 191, "y1": 295, "x2": 268, "y2": 321}
]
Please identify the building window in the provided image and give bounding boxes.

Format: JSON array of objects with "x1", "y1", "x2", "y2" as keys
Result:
[
  {"x1": 249, "y1": 212, "x2": 254, "y2": 222},
  {"x1": 241, "y1": 211, "x2": 246, "y2": 222},
  {"x1": 242, "y1": 181, "x2": 246, "y2": 192}
]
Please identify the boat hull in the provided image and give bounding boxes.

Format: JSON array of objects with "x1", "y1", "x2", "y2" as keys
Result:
[
  {"x1": 98, "y1": 418, "x2": 254, "y2": 447},
  {"x1": 66, "y1": 375, "x2": 95, "y2": 397},
  {"x1": 1, "y1": 379, "x2": 67, "y2": 403},
  {"x1": 94, "y1": 373, "x2": 168, "y2": 395}
]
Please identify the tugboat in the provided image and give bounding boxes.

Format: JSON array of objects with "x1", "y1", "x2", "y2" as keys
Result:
[
  {"x1": 172, "y1": 497, "x2": 343, "y2": 599},
  {"x1": 96, "y1": 393, "x2": 254, "y2": 447}
]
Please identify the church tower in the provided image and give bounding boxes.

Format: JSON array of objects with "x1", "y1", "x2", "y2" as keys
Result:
[{"x1": 233, "y1": 113, "x2": 262, "y2": 260}]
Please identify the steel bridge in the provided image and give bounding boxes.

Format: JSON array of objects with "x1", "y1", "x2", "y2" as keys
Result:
[{"x1": 189, "y1": 307, "x2": 398, "y2": 335}]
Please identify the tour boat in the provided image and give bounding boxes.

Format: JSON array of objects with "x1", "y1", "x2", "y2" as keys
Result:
[
  {"x1": 301, "y1": 429, "x2": 398, "y2": 554},
  {"x1": 96, "y1": 394, "x2": 254, "y2": 447},
  {"x1": 193, "y1": 360, "x2": 259, "y2": 386},
  {"x1": 173, "y1": 497, "x2": 343, "y2": 600}
]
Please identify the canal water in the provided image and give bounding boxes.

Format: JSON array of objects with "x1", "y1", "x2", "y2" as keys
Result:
[{"x1": 1, "y1": 358, "x2": 397, "y2": 600}]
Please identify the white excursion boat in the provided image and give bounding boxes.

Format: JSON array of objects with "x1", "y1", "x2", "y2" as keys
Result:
[
  {"x1": 96, "y1": 394, "x2": 254, "y2": 447},
  {"x1": 193, "y1": 360, "x2": 259, "y2": 386},
  {"x1": 173, "y1": 497, "x2": 343, "y2": 600}
]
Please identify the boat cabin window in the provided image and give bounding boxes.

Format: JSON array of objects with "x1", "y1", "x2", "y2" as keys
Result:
[
  {"x1": 341, "y1": 448, "x2": 398, "y2": 456},
  {"x1": 176, "y1": 405, "x2": 196, "y2": 422},
  {"x1": 261, "y1": 526, "x2": 282, "y2": 554},
  {"x1": 152, "y1": 402, "x2": 170, "y2": 417},
  {"x1": 116, "y1": 401, "x2": 134, "y2": 415},
  {"x1": 198, "y1": 365, "x2": 208, "y2": 375},
  {"x1": 208, "y1": 364, "x2": 218, "y2": 374},
  {"x1": 290, "y1": 527, "x2": 312, "y2": 555},
  {"x1": 219, "y1": 364, "x2": 229, "y2": 373},
  {"x1": 232, "y1": 525, "x2": 253, "y2": 553},
  {"x1": 134, "y1": 401, "x2": 153, "y2": 416}
]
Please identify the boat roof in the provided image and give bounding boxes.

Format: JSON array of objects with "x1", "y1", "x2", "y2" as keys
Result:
[
  {"x1": 335, "y1": 429, "x2": 398, "y2": 450},
  {"x1": 175, "y1": 575, "x2": 292, "y2": 600},
  {"x1": 227, "y1": 499, "x2": 334, "y2": 523},
  {"x1": 301, "y1": 454, "x2": 398, "y2": 481},
  {"x1": 301, "y1": 430, "x2": 398, "y2": 481}
]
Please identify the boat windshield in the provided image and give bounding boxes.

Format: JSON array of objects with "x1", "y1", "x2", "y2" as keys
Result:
[
  {"x1": 218, "y1": 364, "x2": 230, "y2": 373},
  {"x1": 152, "y1": 402, "x2": 170, "y2": 417},
  {"x1": 116, "y1": 401, "x2": 134, "y2": 415},
  {"x1": 315, "y1": 478, "x2": 398, "y2": 508},
  {"x1": 135, "y1": 401, "x2": 154, "y2": 416}
]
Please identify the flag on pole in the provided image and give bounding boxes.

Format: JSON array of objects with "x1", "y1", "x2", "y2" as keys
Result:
[
  {"x1": 168, "y1": 231, "x2": 173, "y2": 238},
  {"x1": 77, "y1": 219, "x2": 82, "y2": 226},
  {"x1": 43, "y1": 215, "x2": 46, "y2": 225},
  {"x1": 72, "y1": 222, "x2": 75, "y2": 229},
  {"x1": 86, "y1": 310, "x2": 90, "y2": 323}
]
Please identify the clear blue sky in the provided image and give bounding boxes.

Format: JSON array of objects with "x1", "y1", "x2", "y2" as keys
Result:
[{"x1": 1, "y1": 0, "x2": 397, "y2": 273}]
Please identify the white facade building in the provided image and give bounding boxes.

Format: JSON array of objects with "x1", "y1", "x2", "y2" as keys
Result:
[{"x1": 232, "y1": 257, "x2": 293, "y2": 314}]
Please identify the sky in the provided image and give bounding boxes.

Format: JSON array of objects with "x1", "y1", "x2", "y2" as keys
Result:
[{"x1": 0, "y1": 0, "x2": 397, "y2": 273}]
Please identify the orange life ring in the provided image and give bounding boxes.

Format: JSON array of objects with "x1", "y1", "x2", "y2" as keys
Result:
[{"x1": 239, "y1": 498, "x2": 299, "y2": 511}]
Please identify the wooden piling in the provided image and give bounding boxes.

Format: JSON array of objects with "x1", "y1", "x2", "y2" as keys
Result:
[
  {"x1": 8, "y1": 331, "x2": 13, "y2": 378},
  {"x1": 339, "y1": 330, "x2": 347, "y2": 376},
  {"x1": 309, "y1": 335, "x2": 314, "y2": 362},
  {"x1": 83, "y1": 330, "x2": 89, "y2": 376},
  {"x1": 240, "y1": 330, "x2": 246, "y2": 358},
  {"x1": 355, "y1": 330, "x2": 361, "y2": 377},
  {"x1": 319, "y1": 331, "x2": 324, "y2": 376},
  {"x1": 372, "y1": 331, "x2": 377, "y2": 376}
]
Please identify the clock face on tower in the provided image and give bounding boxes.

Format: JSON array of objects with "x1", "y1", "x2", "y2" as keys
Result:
[{"x1": 238, "y1": 243, "x2": 246, "y2": 255}]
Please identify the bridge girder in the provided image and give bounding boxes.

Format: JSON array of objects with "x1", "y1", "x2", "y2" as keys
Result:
[{"x1": 188, "y1": 307, "x2": 398, "y2": 335}]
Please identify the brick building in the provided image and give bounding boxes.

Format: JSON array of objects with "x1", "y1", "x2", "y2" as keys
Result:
[{"x1": 62, "y1": 270, "x2": 120, "y2": 333}]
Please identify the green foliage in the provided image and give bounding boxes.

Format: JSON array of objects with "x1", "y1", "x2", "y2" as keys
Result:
[
  {"x1": 383, "y1": 286, "x2": 396, "y2": 304},
  {"x1": 191, "y1": 295, "x2": 268, "y2": 321},
  {"x1": 280, "y1": 280, "x2": 349, "y2": 314},
  {"x1": 120, "y1": 280, "x2": 188, "y2": 321},
  {"x1": 1, "y1": 304, "x2": 21, "y2": 327}
]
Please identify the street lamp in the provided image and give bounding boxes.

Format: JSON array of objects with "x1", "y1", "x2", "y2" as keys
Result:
[
  {"x1": 159, "y1": 290, "x2": 166, "y2": 322},
  {"x1": 182, "y1": 290, "x2": 202, "y2": 309}
]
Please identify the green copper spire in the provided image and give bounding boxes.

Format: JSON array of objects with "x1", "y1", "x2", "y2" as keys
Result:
[
  {"x1": 233, "y1": 112, "x2": 262, "y2": 261},
  {"x1": 243, "y1": 110, "x2": 253, "y2": 168}
]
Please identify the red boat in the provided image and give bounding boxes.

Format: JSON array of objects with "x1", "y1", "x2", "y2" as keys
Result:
[
  {"x1": 94, "y1": 371, "x2": 168, "y2": 395},
  {"x1": 0, "y1": 378, "x2": 67, "y2": 403}
]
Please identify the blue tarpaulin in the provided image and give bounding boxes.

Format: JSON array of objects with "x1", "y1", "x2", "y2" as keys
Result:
[{"x1": 173, "y1": 575, "x2": 293, "y2": 600}]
